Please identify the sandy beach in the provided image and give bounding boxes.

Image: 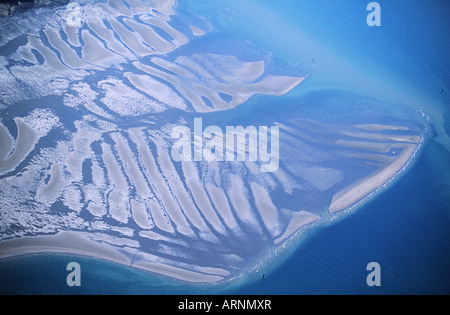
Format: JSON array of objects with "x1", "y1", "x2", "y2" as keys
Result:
[
  {"x1": 329, "y1": 144, "x2": 418, "y2": 213},
  {"x1": 0, "y1": 231, "x2": 232, "y2": 283},
  {"x1": 0, "y1": 231, "x2": 131, "y2": 265}
]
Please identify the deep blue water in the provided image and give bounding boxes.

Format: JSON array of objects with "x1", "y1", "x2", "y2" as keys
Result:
[{"x1": 1, "y1": 0, "x2": 449, "y2": 294}]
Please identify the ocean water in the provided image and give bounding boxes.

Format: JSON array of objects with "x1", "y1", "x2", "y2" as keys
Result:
[{"x1": 1, "y1": 0, "x2": 449, "y2": 294}]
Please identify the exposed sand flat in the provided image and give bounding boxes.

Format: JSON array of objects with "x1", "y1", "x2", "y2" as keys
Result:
[
  {"x1": 191, "y1": 54, "x2": 263, "y2": 84},
  {"x1": 43, "y1": 26, "x2": 89, "y2": 69},
  {"x1": 133, "y1": 55, "x2": 305, "y2": 113},
  {"x1": 127, "y1": 0, "x2": 157, "y2": 14},
  {"x1": 193, "y1": 83, "x2": 228, "y2": 110},
  {"x1": 86, "y1": 20, "x2": 134, "y2": 58},
  {"x1": 127, "y1": 129, "x2": 184, "y2": 234},
  {"x1": 227, "y1": 174, "x2": 260, "y2": 230},
  {"x1": 62, "y1": 23, "x2": 81, "y2": 47},
  {"x1": 198, "y1": 266, "x2": 231, "y2": 277},
  {"x1": 139, "y1": 230, "x2": 175, "y2": 243},
  {"x1": 111, "y1": 132, "x2": 153, "y2": 199},
  {"x1": 340, "y1": 130, "x2": 421, "y2": 143},
  {"x1": 177, "y1": 55, "x2": 214, "y2": 81},
  {"x1": 271, "y1": 164, "x2": 299, "y2": 194},
  {"x1": 132, "y1": 257, "x2": 225, "y2": 283},
  {"x1": 0, "y1": 119, "x2": 38, "y2": 174},
  {"x1": 130, "y1": 199, "x2": 154, "y2": 230},
  {"x1": 100, "y1": 142, "x2": 130, "y2": 223},
  {"x1": 349, "y1": 153, "x2": 395, "y2": 163},
  {"x1": 0, "y1": 124, "x2": 13, "y2": 161},
  {"x1": 125, "y1": 0, "x2": 175, "y2": 17},
  {"x1": 91, "y1": 158, "x2": 106, "y2": 188},
  {"x1": 126, "y1": 73, "x2": 186, "y2": 110},
  {"x1": 250, "y1": 181, "x2": 280, "y2": 237},
  {"x1": 275, "y1": 210, "x2": 320, "y2": 245},
  {"x1": 151, "y1": 57, "x2": 194, "y2": 78},
  {"x1": 0, "y1": 232, "x2": 131, "y2": 265},
  {"x1": 181, "y1": 161, "x2": 228, "y2": 235},
  {"x1": 210, "y1": 58, "x2": 265, "y2": 84},
  {"x1": 85, "y1": 185, "x2": 107, "y2": 217},
  {"x1": 0, "y1": 232, "x2": 227, "y2": 283},
  {"x1": 123, "y1": 18, "x2": 174, "y2": 53},
  {"x1": 151, "y1": 140, "x2": 196, "y2": 237},
  {"x1": 83, "y1": 101, "x2": 116, "y2": 120},
  {"x1": 64, "y1": 121, "x2": 100, "y2": 182},
  {"x1": 190, "y1": 25, "x2": 205, "y2": 36},
  {"x1": 17, "y1": 45, "x2": 39, "y2": 64},
  {"x1": 100, "y1": 77, "x2": 166, "y2": 115},
  {"x1": 108, "y1": 0, "x2": 134, "y2": 16},
  {"x1": 107, "y1": 17, "x2": 154, "y2": 57},
  {"x1": 8, "y1": 65, "x2": 68, "y2": 96},
  {"x1": 255, "y1": 75, "x2": 305, "y2": 96},
  {"x1": 149, "y1": 198, "x2": 176, "y2": 234},
  {"x1": 329, "y1": 144, "x2": 417, "y2": 213},
  {"x1": 36, "y1": 163, "x2": 64, "y2": 204},
  {"x1": 205, "y1": 181, "x2": 240, "y2": 232},
  {"x1": 156, "y1": 160, "x2": 212, "y2": 236},
  {"x1": 133, "y1": 61, "x2": 212, "y2": 112},
  {"x1": 354, "y1": 124, "x2": 410, "y2": 131},
  {"x1": 108, "y1": 190, "x2": 130, "y2": 224},
  {"x1": 81, "y1": 29, "x2": 120, "y2": 65},
  {"x1": 27, "y1": 36, "x2": 67, "y2": 72},
  {"x1": 210, "y1": 76, "x2": 304, "y2": 108},
  {"x1": 139, "y1": 16, "x2": 188, "y2": 45},
  {"x1": 335, "y1": 139, "x2": 399, "y2": 153},
  {"x1": 65, "y1": 151, "x2": 84, "y2": 182},
  {"x1": 94, "y1": 3, "x2": 116, "y2": 16},
  {"x1": 62, "y1": 185, "x2": 83, "y2": 213}
]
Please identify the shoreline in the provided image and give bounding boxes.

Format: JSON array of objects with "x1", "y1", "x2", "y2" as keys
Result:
[
  {"x1": 0, "y1": 231, "x2": 131, "y2": 266},
  {"x1": 0, "y1": 231, "x2": 229, "y2": 283},
  {"x1": 329, "y1": 143, "x2": 418, "y2": 213},
  {"x1": 0, "y1": 136, "x2": 423, "y2": 284}
]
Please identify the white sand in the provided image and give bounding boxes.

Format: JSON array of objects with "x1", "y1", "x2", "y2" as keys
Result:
[
  {"x1": 354, "y1": 124, "x2": 410, "y2": 131},
  {"x1": 0, "y1": 231, "x2": 131, "y2": 265},
  {"x1": 340, "y1": 130, "x2": 421, "y2": 143},
  {"x1": 190, "y1": 25, "x2": 205, "y2": 36},
  {"x1": 329, "y1": 144, "x2": 417, "y2": 213},
  {"x1": 0, "y1": 231, "x2": 228, "y2": 283},
  {"x1": 275, "y1": 210, "x2": 320, "y2": 245}
]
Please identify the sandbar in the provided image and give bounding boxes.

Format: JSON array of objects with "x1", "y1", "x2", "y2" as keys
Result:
[
  {"x1": 0, "y1": 231, "x2": 230, "y2": 283},
  {"x1": 0, "y1": 231, "x2": 131, "y2": 265},
  {"x1": 329, "y1": 143, "x2": 417, "y2": 213}
]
